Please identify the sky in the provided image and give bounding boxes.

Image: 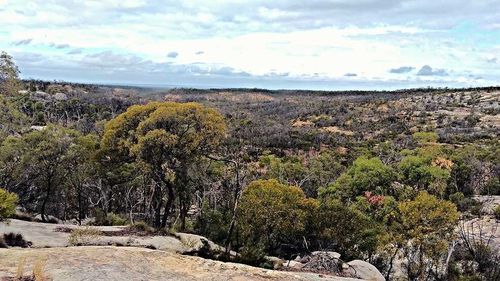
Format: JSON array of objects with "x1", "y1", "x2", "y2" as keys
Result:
[{"x1": 1, "y1": 0, "x2": 500, "y2": 90}]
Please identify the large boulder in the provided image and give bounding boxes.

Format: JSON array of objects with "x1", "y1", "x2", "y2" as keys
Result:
[
  {"x1": 175, "y1": 232, "x2": 238, "y2": 259},
  {"x1": 345, "y1": 260, "x2": 385, "y2": 281}
]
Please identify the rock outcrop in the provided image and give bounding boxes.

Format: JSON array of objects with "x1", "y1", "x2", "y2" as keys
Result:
[
  {"x1": 344, "y1": 260, "x2": 385, "y2": 281},
  {"x1": 0, "y1": 247, "x2": 364, "y2": 281}
]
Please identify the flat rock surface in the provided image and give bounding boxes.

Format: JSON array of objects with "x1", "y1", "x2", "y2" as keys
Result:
[
  {"x1": 0, "y1": 220, "x2": 185, "y2": 252},
  {"x1": 0, "y1": 247, "x2": 363, "y2": 281}
]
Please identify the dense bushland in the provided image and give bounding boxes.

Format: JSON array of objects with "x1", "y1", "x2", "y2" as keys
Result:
[{"x1": 1, "y1": 52, "x2": 499, "y2": 280}]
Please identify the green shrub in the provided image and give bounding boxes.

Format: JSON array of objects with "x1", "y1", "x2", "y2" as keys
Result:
[
  {"x1": 106, "y1": 212, "x2": 127, "y2": 226},
  {"x1": 128, "y1": 221, "x2": 154, "y2": 233},
  {"x1": 91, "y1": 209, "x2": 127, "y2": 226},
  {"x1": 413, "y1": 131, "x2": 439, "y2": 144},
  {"x1": 236, "y1": 244, "x2": 267, "y2": 267},
  {"x1": 194, "y1": 209, "x2": 230, "y2": 244},
  {"x1": 237, "y1": 179, "x2": 313, "y2": 255},
  {"x1": 0, "y1": 188, "x2": 18, "y2": 220}
]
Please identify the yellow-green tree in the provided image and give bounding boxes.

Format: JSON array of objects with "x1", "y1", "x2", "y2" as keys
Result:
[
  {"x1": 101, "y1": 102, "x2": 226, "y2": 228},
  {"x1": 397, "y1": 191, "x2": 459, "y2": 280},
  {"x1": 398, "y1": 146, "x2": 452, "y2": 196},
  {"x1": 237, "y1": 179, "x2": 316, "y2": 255},
  {"x1": 0, "y1": 187, "x2": 18, "y2": 220}
]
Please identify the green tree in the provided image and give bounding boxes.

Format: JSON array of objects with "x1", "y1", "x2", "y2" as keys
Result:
[
  {"x1": 0, "y1": 51, "x2": 21, "y2": 96},
  {"x1": 321, "y1": 156, "x2": 396, "y2": 201},
  {"x1": 237, "y1": 179, "x2": 315, "y2": 255},
  {"x1": 0, "y1": 125, "x2": 84, "y2": 221},
  {"x1": 314, "y1": 198, "x2": 382, "y2": 260},
  {"x1": 101, "y1": 102, "x2": 226, "y2": 228},
  {"x1": 0, "y1": 187, "x2": 18, "y2": 220},
  {"x1": 0, "y1": 96, "x2": 26, "y2": 142},
  {"x1": 397, "y1": 191, "x2": 459, "y2": 280},
  {"x1": 398, "y1": 147, "x2": 452, "y2": 196}
]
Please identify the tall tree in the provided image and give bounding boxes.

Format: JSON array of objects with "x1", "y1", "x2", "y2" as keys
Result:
[
  {"x1": 0, "y1": 51, "x2": 21, "y2": 96},
  {"x1": 101, "y1": 102, "x2": 226, "y2": 228}
]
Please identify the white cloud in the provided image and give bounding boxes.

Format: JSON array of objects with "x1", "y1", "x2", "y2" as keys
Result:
[{"x1": 0, "y1": 0, "x2": 499, "y2": 89}]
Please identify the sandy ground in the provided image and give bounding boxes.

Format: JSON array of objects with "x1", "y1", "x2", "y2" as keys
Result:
[{"x1": 0, "y1": 247, "x2": 361, "y2": 281}]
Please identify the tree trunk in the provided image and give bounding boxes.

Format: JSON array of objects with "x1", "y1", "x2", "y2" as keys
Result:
[
  {"x1": 180, "y1": 195, "x2": 187, "y2": 231},
  {"x1": 40, "y1": 176, "x2": 52, "y2": 222},
  {"x1": 152, "y1": 183, "x2": 162, "y2": 228},
  {"x1": 225, "y1": 162, "x2": 242, "y2": 254},
  {"x1": 161, "y1": 183, "x2": 175, "y2": 228},
  {"x1": 385, "y1": 247, "x2": 399, "y2": 281}
]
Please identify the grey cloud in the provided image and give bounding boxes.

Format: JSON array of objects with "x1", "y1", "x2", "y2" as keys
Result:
[
  {"x1": 167, "y1": 51, "x2": 178, "y2": 58},
  {"x1": 6, "y1": 1, "x2": 500, "y2": 36},
  {"x1": 265, "y1": 71, "x2": 290, "y2": 78},
  {"x1": 49, "y1": 43, "x2": 70, "y2": 49},
  {"x1": 82, "y1": 51, "x2": 147, "y2": 69},
  {"x1": 195, "y1": 51, "x2": 204, "y2": 55},
  {"x1": 487, "y1": 57, "x2": 497, "y2": 64},
  {"x1": 344, "y1": 73, "x2": 357, "y2": 77},
  {"x1": 67, "y1": 49, "x2": 82, "y2": 55},
  {"x1": 417, "y1": 65, "x2": 448, "y2": 76},
  {"x1": 389, "y1": 66, "x2": 415, "y2": 74},
  {"x1": 13, "y1": 39, "x2": 32, "y2": 46}
]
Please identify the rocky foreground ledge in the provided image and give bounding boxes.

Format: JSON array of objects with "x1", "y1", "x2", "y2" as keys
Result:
[{"x1": 0, "y1": 246, "x2": 363, "y2": 281}]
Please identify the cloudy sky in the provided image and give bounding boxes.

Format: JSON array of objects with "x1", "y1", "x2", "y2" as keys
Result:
[{"x1": 1, "y1": 0, "x2": 500, "y2": 90}]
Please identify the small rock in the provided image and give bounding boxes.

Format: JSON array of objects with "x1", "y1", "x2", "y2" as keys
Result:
[
  {"x1": 311, "y1": 251, "x2": 341, "y2": 259},
  {"x1": 285, "y1": 260, "x2": 304, "y2": 269},
  {"x1": 54, "y1": 92, "x2": 68, "y2": 101},
  {"x1": 265, "y1": 256, "x2": 285, "y2": 269}
]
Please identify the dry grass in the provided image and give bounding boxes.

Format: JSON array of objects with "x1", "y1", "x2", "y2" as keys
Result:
[
  {"x1": 33, "y1": 258, "x2": 47, "y2": 281},
  {"x1": 15, "y1": 257, "x2": 26, "y2": 279},
  {"x1": 68, "y1": 227, "x2": 103, "y2": 246}
]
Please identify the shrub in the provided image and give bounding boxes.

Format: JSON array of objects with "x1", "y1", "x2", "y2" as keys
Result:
[
  {"x1": 68, "y1": 227, "x2": 103, "y2": 246},
  {"x1": 494, "y1": 205, "x2": 500, "y2": 220},
  {"x1": 413, "y1": 131, "x2": 439, "y2": 144},
  {"x1": 128, "y1": 221, "x2": 154, "y2": 234},
  {"x1": 91, "y1": 209, "x2": 127, "y2": 226},
  {"x1": 106, "y1": 213, "x2": 127, "y2": 226},
  {"x1": 0, "y1": 187, "x2": 18, "y2": 220},
  {"x1": 236, "y1": 244, "x2": 267, "y2": 267},
  {"x1": 3, "y1": 232, "x2": 31, "y2": 247},
  {"x1": 237, "y1": 179, "x2": 313, "y2": 256},
  {"x1": 194, "y1": 209, "x2": 230, "y2": 244}
]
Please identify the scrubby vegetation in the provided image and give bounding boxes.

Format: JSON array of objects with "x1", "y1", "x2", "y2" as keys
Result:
[
  {"x1": 0, "y1": 188, "x2": 17, "y2": 221},
  {"x1": 1, "y1": 51, "x2": 499, "y2": 280}
]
